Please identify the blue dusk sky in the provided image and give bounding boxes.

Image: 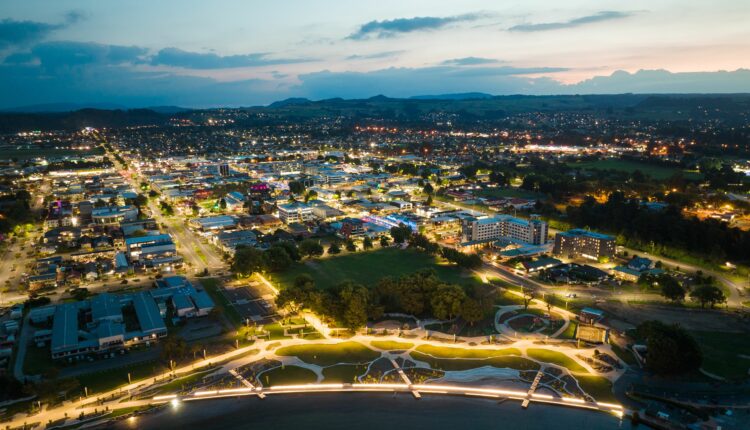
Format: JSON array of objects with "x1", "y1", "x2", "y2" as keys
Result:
[{"x1": 0, "y1": 0, "x2": 749, "y2": 108}]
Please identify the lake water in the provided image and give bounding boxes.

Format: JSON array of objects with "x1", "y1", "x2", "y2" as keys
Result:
[{"x1": 112, "y1": 392, "x2": 629, "y2": 430}]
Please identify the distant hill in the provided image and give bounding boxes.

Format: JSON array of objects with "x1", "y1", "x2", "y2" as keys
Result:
[
  {"x1": 1, "y1": 93, "x2": 749, "y2": 132},
  {"x1": 410, "y1": 92, "x2": 494, "y2": 100},
  {"x1": 1, "y1": 102, "x2": 129, "y2": 113},
  {"x1": 0, "y1": 108, "x2": 170, "y2": 132}
]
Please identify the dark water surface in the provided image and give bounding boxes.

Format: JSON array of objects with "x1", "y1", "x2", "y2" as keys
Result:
[{"x1": 112, "y1": 392, "x2": 629, "y2": 430}]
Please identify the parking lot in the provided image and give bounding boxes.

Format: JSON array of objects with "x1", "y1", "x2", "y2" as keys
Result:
[{"x1": 223, "y1": 281, "x2": 276, "y2": 323}]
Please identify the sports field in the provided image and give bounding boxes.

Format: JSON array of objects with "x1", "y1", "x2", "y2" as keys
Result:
[{"x1": 271, "y1": 248, "x2": 482, "y2": 290}]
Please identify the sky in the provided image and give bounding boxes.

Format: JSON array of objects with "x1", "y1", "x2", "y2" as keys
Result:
[{"x1": 0, "y1": 0, "x2": 749, "y2": 108}]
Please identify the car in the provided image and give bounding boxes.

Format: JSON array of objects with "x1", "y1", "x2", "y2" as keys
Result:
[{"x1": 565, "y1": 293, "x2": 577, "y2": 298}]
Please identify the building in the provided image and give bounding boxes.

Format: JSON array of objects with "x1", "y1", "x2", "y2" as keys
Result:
[
  {"x1": 213, "y1": 230, "x2": 257, "y2": 253},
  {"x1": 124, "y1": 234, "x2": 179, "y2": 267},
  {"x1": 91, "y1": 205, "x2": 138, "y2": 225},
  {"x1": 151, "y1": 276, "x2": 215, "y2": 319},
  {"x1": 190, "y1": 215, "x2": 237, "y2": 231},
  {"x1": 277, "y1": 201, "x2": 313, "y2": 224},
  {"x1": 461, "y1": 215, "x2": 548, "y2": 246},
  {"x1": 218, "y1": 163, "x2": 230, "y2": 177},
  {"x1": 553, "y1": 229, "x2": 616, "y2": 260},
  {"x1": 49, "y1": 292, "x2": 167, "y2": 361}
]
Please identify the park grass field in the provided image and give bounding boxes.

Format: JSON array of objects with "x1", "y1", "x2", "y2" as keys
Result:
[
  {"x1": 575, "y1": 375, "x2": 616, "y2": 402},
  {"x1": 567, "y1": 159, "x2": 702, "y2": 180},
  {"x1": 689, "y1": 330, "x2": 750, "y2": 380},
  {"x1": 475, "y1": 187, "x2": 543, "y2": 200},
  {"x1": 275, "y1": 341, "x2": 381, "y2": 366},
  {"x1": 414, "y1": 345, "x2": 521, "y2": 359},
  {"x1": 410, "y1": 352, "x2": 539, "y2": 372},
  {"x1": 526, "y1": 348, "x2": 588, "y2": 373},
  {"x1": 271, "y1": 248, "x2": 482, "y2": 290},
  {"x1": 258, "y1": 365, "x2": 317, "y2": 386},
  {"x1": 321, "y1": 364, "x2": 369, "y2": 383},
  {"x1": 370, "y1": 340, "x2": 414, "y2": 351}
]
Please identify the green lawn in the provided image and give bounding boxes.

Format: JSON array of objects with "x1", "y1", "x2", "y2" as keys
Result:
[
  {"x1": 370, "y1": 340, "x2": 414, "y2": 351},
  {"x1": 410, "y1": 352, "x2": 539, "y2": 372},
  {"x1": 23, "y1": 345, "x2": 59, "y2": 376},
  {"x1": 558, "y1": 321, "x2": 578, "y2": 340},
  {"x1": 609, "y1": 342, "x2": 637, "y2": 366},
  {"x1": 76, "y1": 360, "x2": 165, "y2": 394},
  {"x1": 322, "y1": 364, "x2": 369, "y2": 383},
  {"x1": 275, "y1": 341, "x2": 381, "y2": 366},
  {"x1": 415, "y1": 345, "x2": 521, "y2": 359},
  {"x1": 690, "y1": 330, "x2": 750, "y2": 380},
  {"x1": 526, "y1": 348, "x2": 588, "y2": 373},
  {"x1": 258, "y1": 365, "x2": 318, "y2": 386},
  {"x1": 567, "y1": 159, "x2": 702, "y2": 180},
  {"x1": 476, "y1": 187, "x2": 543, "y2": 200},
  {"x1": 575, "y1": 375, "x2": 616, "y2": 402},
  {"x1": 271, "y1": 248, "x2": 481, "y2": 290}
]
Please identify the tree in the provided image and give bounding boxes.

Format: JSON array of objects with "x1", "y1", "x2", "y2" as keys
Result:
[
  {"x1": 231, "y1": 246, "x2": 265, "y2": 276},
  {"x1": 522, "y1": 287, "x2": 535, "y2": 310},
  {"x1": 460, "y1": 298, "x2": 483, "y2": 326},
  {"x1": 636, "y1": 321, "x2": 702, "y2": 375},
  {"x1": 422, "y1": 182, "x2": 434, "y2": 195},
  {"x1": 276, "y1": 274, "x2": 315, "y2": 316},
  {"x1": 659, "y1": 276, "x2": 686, "y2": 302},
  {"x1": 288, "y1": 181, "x2": 305, "y2": 195},
  {"x1": 379, "y1": 235, "x2": 390, "y2": 247},
  {"x1": 362, "y1": 236, "x2": 373, "y2": 250},
  {"x1": 161, "y1": 335, "x2": 189, "y2": 362},
  {"x1": 265, "y1": 245, "x2": 293, "y2": 272},
  {"x1": 390, "y1": 224, "x2": 412, "y2": 244},
  {"x1": 690, "y1": 285, "x2": 726, "y2": 308},
  {"x1": 332, "y1": 281, "x2": 369, "y2": 330},
  {"x1": 298, "y1": 239, "x2": 324, "y2": 258},
  {"x1": 328, "y1": 242, "x2": 341, "y2": 255},
  {"x1": 430, "y1": 284, "x2": 466, "y2": 320},
  {"x1": 275, "y1": 241, "x2": 301, "y2": 261},
  {"x1": 345, "y1": 239, "x2": 357, "y2": 252}
]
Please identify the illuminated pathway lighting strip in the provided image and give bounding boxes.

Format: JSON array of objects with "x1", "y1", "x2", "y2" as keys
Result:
[
  {"x1": 150, "y1": 383, "x2": 624, "y2": 417},
  {"x1": 152, "y1": 394, "x2": 177, "y2": 401},
  {"x1": 561, "y1": 397, "x2": 586, "y2": 404},
  {"x1": 269, "y1": 383, "x2": 345, "y2": 391},
  {"x1": 193, "y1": 390, "x2": 219, "y2": 397}
]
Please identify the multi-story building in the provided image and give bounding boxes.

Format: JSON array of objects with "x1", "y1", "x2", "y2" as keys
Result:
[
  {"x1": 461, "y1": 215, "x2": 548, "y2": 246},
  {"x1": 552, "y1": 229, "x2": 616, "y2": 260},
  {"x1": 124, "y1": 234, "x2": 179, "y2": 267},
  {"x1": 91, "y1": 205, "x2": 138, "y2": 225},
  {"x1": 277, "y1": 201, "x2": 313, "y2": 224}
]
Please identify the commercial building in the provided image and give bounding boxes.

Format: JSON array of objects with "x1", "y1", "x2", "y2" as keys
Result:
[
  {"x1": 277, "y1": 201, "x2": 313, "y2": 224},
  {"x1": 552, "y1": 229, "x2": 616, "y2": 260},
  {"x1": 124, "y1": 234, "x2": 179, "y2": 267},
  {"x1": 190, "y1": 215, "x2": 237, "y2": 231},
  {"x1": 91, "y1": 205, "x2": 138, "y2": 225},
  {"x1": 46, "y1": 277, "x2": 213, "y2": 361},
  {"x1": 461, "y1": 215, "x2": 548, "y2": 246}
]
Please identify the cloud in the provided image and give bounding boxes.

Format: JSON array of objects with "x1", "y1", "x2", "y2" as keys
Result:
[
  {"x1": 0, "y1": 19, "x2": 61, "y2": 49},
  {"x1": 348, "y1": 13, "x2": 485, "y2": 40},
  {"x1": 5, "y1": 41, "x2": 148, "y2": 68},
  {"x1": 509, "y1": 11, "x2": 633, "y2": 32},
  {"x1": 440, "y1": 57, "x2": 501, "y2": 66},
  {"x1": 0, "y1": 11, "x2": 88, "y2": 49},
  {"x1": 150, "y1": 47, "x2": 313, "y2": 69},
  {"x1": 346, "y1": 50, "x2": 404, "y2": 60}
]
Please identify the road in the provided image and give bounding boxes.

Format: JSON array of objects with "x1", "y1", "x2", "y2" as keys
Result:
[{"x1": 102, "y1": 139, "x2": 227, "y2": 274}]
